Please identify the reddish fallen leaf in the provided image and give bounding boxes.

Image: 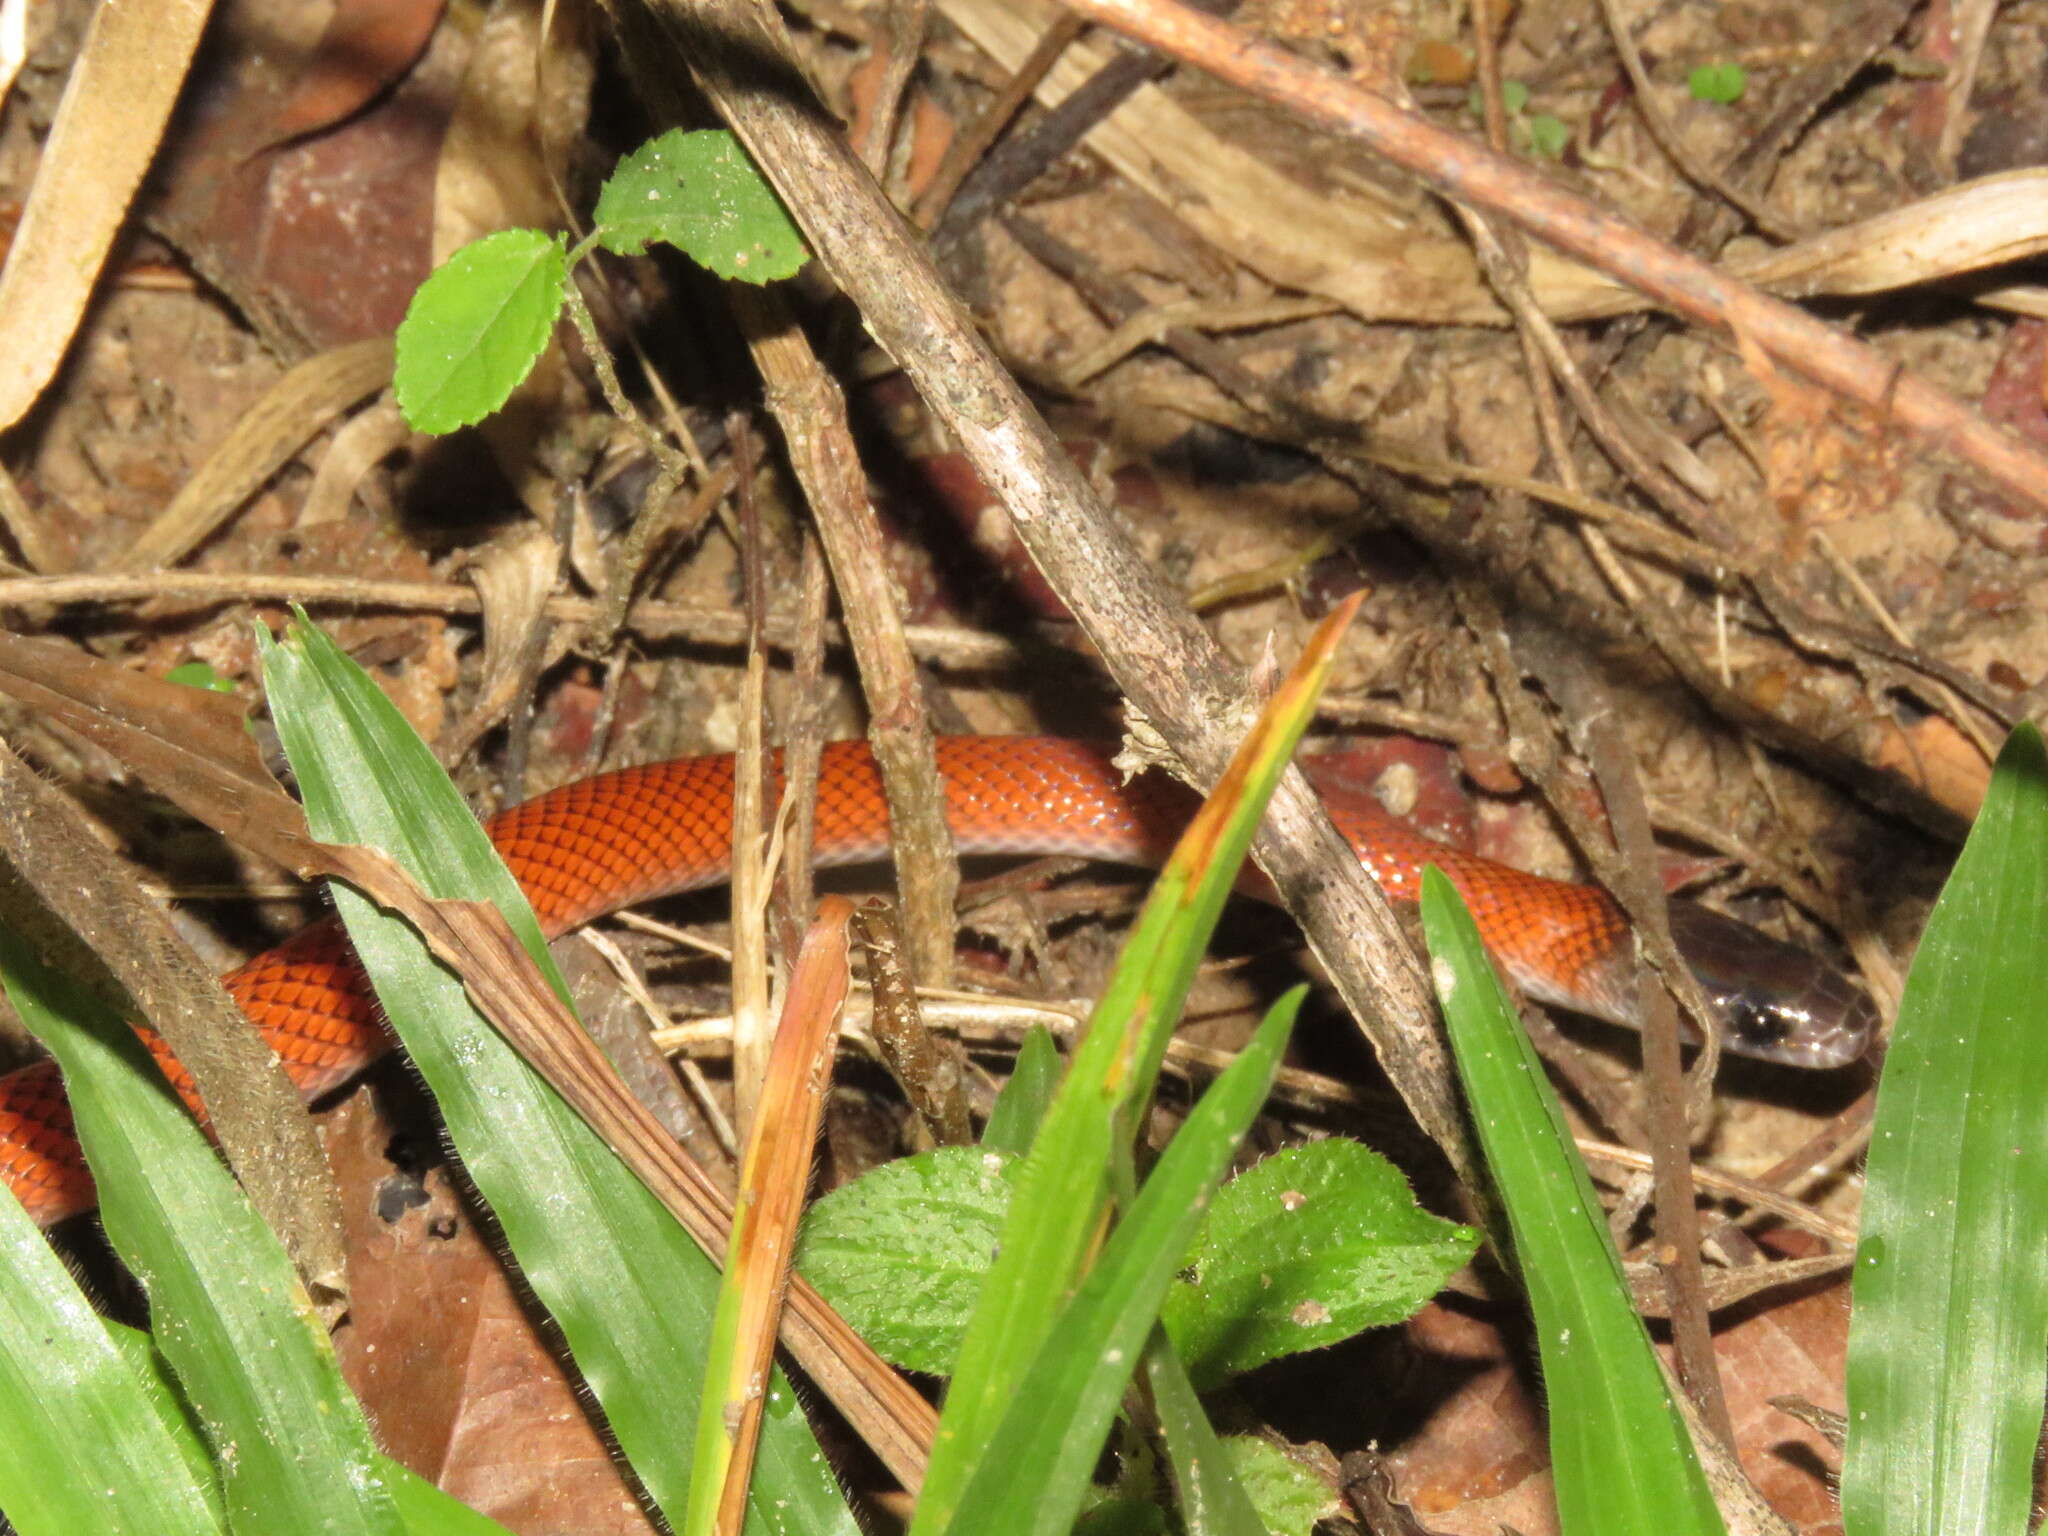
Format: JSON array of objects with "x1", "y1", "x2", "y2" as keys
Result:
[
  {"x1": 1380, "y1": 1242, "x2": 1848, "y2": 1536},
  {"x1": 260, "y1": 0, "x2": 449, "y2": 153},
  {"x1": 149, "y1": 4, "x2": 463, "y2": 349},
  {"x1": 323, "y1": 1088, "x2": 662, "y2": 1535}
]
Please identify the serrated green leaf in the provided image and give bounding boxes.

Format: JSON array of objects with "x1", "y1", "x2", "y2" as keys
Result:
[
  {"x1": 797, "y1": 1147, "x2": 1015, "y2": 1375},
  {"x1": 1219, "y1": 1439, "x2": 1337, "y2": 1536},
  {"x1": 394, "y1": 228, "x2": 566, "y2": 434},
  {"x1": 1162, "y1": 1140, "x2": 1476, "y2": 1389},
  {"x1": 981, "y1": 1026, "x2": 1060, "y2": 1157},
  {"x1": 593, "y1": 129, "x2": 808, "y2": 282},
  {"x1": 1843, "y1": 722, "x2": 2048, "y2": 1536}
]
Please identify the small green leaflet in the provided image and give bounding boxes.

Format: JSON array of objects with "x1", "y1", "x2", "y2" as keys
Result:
[
  {"x1": 1688, "y1": 62, "x2": 1746, "y2": 103},
  {"x1": 394, "y1": 229, "x2": 566, "y2": 435},
  {"x1": 797, "y1": 1139, "x2": 1473, "y2": 1384},
  {"x1": 165, "y1": 662, "x2": 234, "y2": 694},
  {"x1": 594, "y1": 129, "x2": 808, "y2": 281},
  {"x1": 1523, "y1": 114, "x2": 1570, "y2": 158}
]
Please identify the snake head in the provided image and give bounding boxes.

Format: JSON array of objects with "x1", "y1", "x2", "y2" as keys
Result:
[{"x1": 1667, "y1": 900, "x2": 1879, "y2": 1069}]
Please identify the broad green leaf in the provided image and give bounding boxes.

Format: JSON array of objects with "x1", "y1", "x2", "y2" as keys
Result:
[
  {"x1": 593, "y1": 129, "x2": 808, "y2": 281},
  {"x1": 981, "y1": 1025, "x2": 1060, "y2": 1157},
  {"x1": 801, "y1": 1139, "x2": 1471, "y2": 1392},
  {"x1": 394, "y1": 228, "x2": 567, "y2": 434},
  {"x1": 1844, "y1": 722, "x2": 2048, "y2": 1536},
  {"x1": 797, "y1": 1146, "x2": 1014, "y2": 1375},
  {"x1": 96, "y1": 1323, "x2": 221, "y2": 1522},
  {"x1": 0, "y1": 1170, "x2": 222, "y2": 1536},
  {"x1": 258, "y1": 615, "x2": 856, "y2": 1536},
  {"x1": 1162, "y1": 1140, "x2": 1476, "y2": 1389},
  {"x1": 911, "y1": 599, "x2": 1358, "y2": 1536},
  {"x1": 1422, "y1": 867, "x2": 1724, "y2": 1536},
  {"x1": 954, "y1": 989, "x2": 1304, "y2": 1536},
  {"x1": 0, "y1": 931, "x2": 401, "y2": 1536},
  {"x1": 1219, "y1": 1438, "x2": 1338, "y2": 1536}
]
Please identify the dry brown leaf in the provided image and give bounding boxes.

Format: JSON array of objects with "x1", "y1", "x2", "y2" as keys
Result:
[
  {"x1": 1381, "y1": 1251, "x2": 1846, "y2": 1536},
  {"x1": 1871, "y1": 712, "x2": 1992, "y2": 825},
  {"x1": 0, "y1": 0, "x2": 214, "y2": 428},
  {"x1": 300, "y1": 397, "x2": 415, "y2": 527},
  {"x1": 148, "y1": 0, "x2": 463, "y2": 354},
  {"x1": 432, "y1": 0, "x2": 592, "y2": 260},
  {"x1": 442, "y1": 523, "x2": 561, "y2": 761},
  {"x1": 1733, "y1": 170, "x2": 2048, "y2": 303}
]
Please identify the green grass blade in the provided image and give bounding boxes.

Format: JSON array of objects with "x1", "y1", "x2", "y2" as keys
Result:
[
  {"x1": 0, "y1": 931, "x2": 401, "y2": 1536},
  {"x1": 383, "y1": 1462, "x2": 520, "y2": 1535},
  {"x1": 980, "y1": 1024, "x2": 1060, "y2": 1157},
  {"x1": 1843, "y1": 722, "x2": 2048, "y2": 1536},
  {"x1": 954, "y1": 988, "x2": 1303, "y2": 1536},
  {"x1": 258, "y1": 616, "x2": 854, "y2": 1536},
  {"x1": 1421, "y1": 867, "x2": 1725, "y2": 1536},
  {"x1": 0, "y1": 1173, "x2": 223, "y2": 1535},
  {"x1": 1140, "y1": 1333, "x2": 1265, "y2": 1536},
  {"x1": 912, "y1": 600, "x2": 1355, "y2": 1536}
]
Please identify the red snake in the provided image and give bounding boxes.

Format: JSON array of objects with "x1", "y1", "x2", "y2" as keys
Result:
[{"x1": 0, "y1": 736, "x2": 1874, "y2": 1226}]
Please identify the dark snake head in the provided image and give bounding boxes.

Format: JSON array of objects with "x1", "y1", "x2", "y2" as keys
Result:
[{"x1": 1668, "y1": 900, "x2": 1879, "y2": 1069}]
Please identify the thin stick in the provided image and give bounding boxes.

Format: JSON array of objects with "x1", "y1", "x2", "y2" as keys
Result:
[
  {"x1": 912, "y1": 12, "x2": 1085, "y2": 229},
  {"x1": 731, "y1": 422, "x2": 777, "y2": 1136},
  {"x1": 730, "y1": 283, "x2": 960, "y2": 987},
  {"x1": 0, "y1": 570, "x2": 1031, "y2": 670}
]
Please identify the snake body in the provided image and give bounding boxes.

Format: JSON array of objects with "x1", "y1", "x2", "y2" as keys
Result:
[{"x1": 0, "y1": 736, "x2": 1874, "y2": 1225}]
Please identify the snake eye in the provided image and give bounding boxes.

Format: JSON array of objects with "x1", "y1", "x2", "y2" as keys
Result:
[{"x1": 1720, "y1": 990, "x2": 1794, "y2": 1051}]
